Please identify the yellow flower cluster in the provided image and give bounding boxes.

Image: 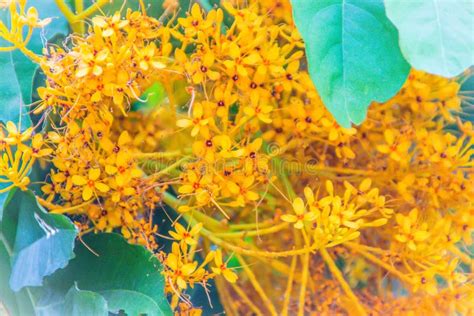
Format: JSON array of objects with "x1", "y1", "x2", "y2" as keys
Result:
[
  {"x1": 23, "y1": 6, "x2": 179, "y2": 244},
  {"x1": 282, "y1": 180, "x2": 392, "y2": 248},
  {"x1": 0, "y1": 122, "x2": 51, "y2": 193},
  {"x1": 163, "y1": 222, "x2": 237, "y2": 308},
  {"x1": 1, "y1": 0, "x2": 472, "y2": 315},
  {"x1": 0, "y1": 0, "x2": 50, "y2": 62}
]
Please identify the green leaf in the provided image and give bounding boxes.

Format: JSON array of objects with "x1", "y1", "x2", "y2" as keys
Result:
[
  {"x1": 0, "y1": 188, "x2": 8, "y2": 219},
  {"x1": 34, "y1": 286, "x2": 68, "y2": 316},
  {"x1": 1, "y1": 239, "x2": 106, "y2": 316},
  {"x1": 1, "y1": 189, "x2": 77, "y2": 291},
  {"x1": 0, "y1": 241, "x2": 18, "y2": 315},
  {"x1": 47, "y1": 233, "x2": 172, "y2": 316},
  {"x1": 0, "y1": 228, "x2": 36, "y2": 316},
  {"x1": 384, "y1": 0, "x2": 474, "y2": 78},
  {"x1": 63, "y1": 284, "x2": 108, "y2": 316},
  {"x1": 0, "y1": 0, "x2": 69, "y2": 128},
  {"x1": 132, "y1": 82, "x2": 167, "y2": 112},
  {"x1": 291, "y1": 0, "x2": 410, "y2": 127},
  {"x1": 0, "y1": 48, "x2": 29, "y2": 129},
  {"x1": 0, "y1": 241, "x2": 35, "y2": 316}
]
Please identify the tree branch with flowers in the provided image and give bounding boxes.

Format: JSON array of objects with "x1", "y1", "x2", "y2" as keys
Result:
[{"x1": 0, "y1": 0, "x2": 473, "y2": 315}]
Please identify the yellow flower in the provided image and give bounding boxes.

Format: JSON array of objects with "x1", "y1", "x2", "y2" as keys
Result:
[
  {"x1": 169, "y1": 223, "x2": 202, "y2": 246},
  {"x1": 243, "y1": 102, "x2": 273, "y2": 124},
  {"x1": 7, "y1": 2, "x2": 473, "y2": 313},
  {"x1": 176, "y1": 103, "x2": 210, "y2": 138},
  {"x1": 134, "y1": 42, "x2": 166, "y2": 71},
  {"x1": 30, "y1": 134, "x2": 52, "y2": 157},
  {"x1": 4, "y1": 121, "x2": 33, "y2": 146},
  {"x1": 179, "y1": 50, "x2": 220, "y2": 84},
  {"x1": 376, "y1": 129, "x2": 411, "y2": 163},
  {"x1": 211, "y1": 249, "x2": 238, "y2": 283},
  {"x1": 75, "y1": 49, "x2": 108, "y2": 78},
  {"x1": 343, "y1": 178, "x2": 380, "y2": 205},
  {"x1": 412, "y1": 270, "x2": 438, "y2": 295},
  {"x1": 229, "y1": 174, "x2": 260, "y2": 207},
  {"x1": 394, "y1": 208, "x2": 430, "y2": 251},
  {"x1": 178, "y1": 3, "x2": 212, "y2": 35},
  {"x1": 92, "y1": 12, "x2": 129, "y2": 37},
  {"x1": 213, "y1": 84, "x2": 238, "y2": 118},
  {"x1": 165, "y1": 253, "x2": 198, "y2": 290},
  {"x1": 21, "y1": 6, "x2": 51, "y2": 27},
  {"x1": 281, "y1": 192, "x2": 316, "y2": 229},
  {"x1": 213, "y1": 134, "x2": 244, "y2": 159},
  {"x1": 72, "y1": 168, "x2": 110, "y2": 201},
  {"x1": 103, "y1": 69, "x2": 136, "y2": 114},
  {"x1": 321, "y1": 117, "x2": 357, "y2": 141},
  {"x1": 443, "y1": 259, "x2": 467, "y2": 284}
]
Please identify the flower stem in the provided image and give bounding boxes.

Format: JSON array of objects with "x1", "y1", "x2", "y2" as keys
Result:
[
  {"x1": 161, "y1": 191, "x2": 224, "y2": 231},
  {"x1": 236, "y1": 254, "x2": 278, "y2": 316},
  {"x1": 272, "y1": 157, "x2": 296, "y2": 200},
  {"x1": 73, "y1": 0, "x2": 85, "y2": 33},
  {"x1": 134, "y1": 150, "x2": 184, "y2": 159},
  {"x1": 15, "y1": 42, "x2": 42, "y2": 63},
  {"x1": 320, "y1": 247, "x2": 367, "y2": 316},
  {"x1": 228, "y1": 221, "x2": 274, "y2": 230},
  {"x1": 54, "y1": 0, "x2": 81, "y2": 33},
  {"x1": 201, "y1": 227, "x2": 319, "y2": 258},
  {"x1": 37, "y1": 197, "x2": 92, "y2": 214},
  {"x1": 146, "y1": 156, "x2": 190, "y2": 180},
  {"x1": 74, "y1": 0, "x2": 109, "y2": 20},
  {"x1": 297, "y1": 252, "x2": 310, "y2": 316},
  {"x1": 345, "y1": 242, "x2": 415, "y2": 285},
  {"x1": 281, "y1": 255, "x2": 297, "y2": 316},
  {"x1": 450, "y1": 246, "x2": 472, "y2": 265},
  {"x1": 213, "y1": 222, "x2": 288, "y2": 239},
  {"x1": 0, "y1": 185, "x2": 14, "y2": 194},
  {"x1": 229, "y1": 282, "x2": 264, "y2": 315}
]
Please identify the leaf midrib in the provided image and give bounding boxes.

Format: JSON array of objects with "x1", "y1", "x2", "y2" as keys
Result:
[
  {"x1": 341, "y1": 0, "x2": 348, "y2": 123},
  {"x1": 431, "y1": 0, "x2": 449, "y2": 75}
]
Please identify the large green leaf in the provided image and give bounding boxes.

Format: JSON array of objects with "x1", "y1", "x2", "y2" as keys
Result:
[
  {"x1": 0, "y1": 241, "x2": 18, "y2": 315},
  {"x1": 63, "y1": 284, "x2": 108, "y2": 316},
  {"x1": 385, "y1": 0, "x2": 474, "y2": 78},
  {"x1": 0, "y1": 48, "x2": 29, "y2": 129},
  {"x1": 1, "y1": 231, "x2": 106, "y2": 316},
  {"x1": 0, "y1": 0, "x2": 69, "y2": 128},
  {"x1": 291, "y1": 0, "x2": 410, "y2": 127},
  {"x1": 46, "y1": 233, "x2": 172, "y2": 316},
  {"x1": 34, "y1": 286, "x2": 69, "y2": 316},
  {"x1": 1, "y1": 189, "x2": 77, "y2": 291},
  {"x1": 0, "y1": 238, "x2": 35, "y2": 316},
  {"x1": 0, "y1": 187, "x2": 9, "y2": 219}
]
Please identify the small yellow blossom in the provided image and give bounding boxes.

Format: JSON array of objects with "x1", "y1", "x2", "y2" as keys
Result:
[
  {"x1": 281, "y1": 191, "x2": 316, "y2": 229},
  {"x1": 169, "y1": 223, "x2": 202, "y2": 246},
  {"x1": 72, "y1": 169, "x2": 110, "y2": 201},
  {"x1": 211, "y1": 249, "x2": 238, "y2": 283},
  {"x1": 394, "y1": 208, "x2": 430, "y2": 251}
]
